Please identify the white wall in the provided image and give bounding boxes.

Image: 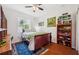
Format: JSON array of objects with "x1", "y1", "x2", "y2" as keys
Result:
[
  {"x1": 37, "y1": 17, "x2": 57, "y2": 43},
  {"x1": 2, "y1": 5, "x2": 38, "y2": 43}
]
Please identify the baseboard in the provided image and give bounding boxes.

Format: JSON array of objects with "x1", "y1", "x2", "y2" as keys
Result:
[{"x1": 72, "y1": 48, "x2": 76, "y2": 50}]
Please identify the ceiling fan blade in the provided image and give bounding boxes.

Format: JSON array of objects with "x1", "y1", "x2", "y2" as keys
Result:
[
  {"x1": 38, "y1": 7, "x2": 44, "y2": 11},
  {"x1": 25, "y1": 6, "x2": 32, "y2": 8}
]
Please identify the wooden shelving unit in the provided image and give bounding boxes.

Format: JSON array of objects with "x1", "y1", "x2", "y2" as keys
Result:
[
  {"x1": 57, "y1": 13, "x2": 72, "y2": 47},
  {"x1": 0, "y1": 5, "x2": 7, "y2": 40}
]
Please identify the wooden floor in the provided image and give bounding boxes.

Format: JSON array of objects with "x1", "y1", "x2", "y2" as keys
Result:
[{"x1": 41, "y1": 43, "x2": 78, "y2": 55}]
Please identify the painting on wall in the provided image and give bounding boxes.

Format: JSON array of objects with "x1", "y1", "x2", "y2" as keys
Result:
[
  {"x1": 38, "y1": 22, "x2": 44, "y2": 26},
  {"x1": 47, "y1": 17, "x2": 56, "y2": 27}
]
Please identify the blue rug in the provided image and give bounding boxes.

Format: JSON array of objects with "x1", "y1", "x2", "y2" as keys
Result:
[{"x1": 15, "y1": 42, "x2": 33, "y2": 55}]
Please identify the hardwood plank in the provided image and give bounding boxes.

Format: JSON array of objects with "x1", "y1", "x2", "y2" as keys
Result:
[{"x1": 41, "y1": 43, "x2": 78, "y2": 55}]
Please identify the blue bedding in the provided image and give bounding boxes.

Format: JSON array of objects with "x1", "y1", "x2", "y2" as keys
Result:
[{"x1": 15, "y1": 42, "x2": 33, "y2": 55}]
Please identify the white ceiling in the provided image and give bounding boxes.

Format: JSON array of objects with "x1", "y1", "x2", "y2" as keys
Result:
[{"x1": 2, "y1": 4, "x2": 79, "y2": 18}]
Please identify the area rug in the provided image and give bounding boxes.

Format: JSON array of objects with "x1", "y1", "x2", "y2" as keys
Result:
[
  {"x1": 14, "y1": 41, "x2": 33, "y2": 55},
  {"x1": 12, "y1": 41, "x2": 48, "y2": 55}
]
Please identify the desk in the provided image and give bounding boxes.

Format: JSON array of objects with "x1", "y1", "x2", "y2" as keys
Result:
[{"x1": 0, "y1": 35, "x2": 12, "y2": 55}]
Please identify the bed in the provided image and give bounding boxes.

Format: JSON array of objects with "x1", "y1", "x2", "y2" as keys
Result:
[{"x1": 22, "y1": 32, "x2": 51, "y2": 51}]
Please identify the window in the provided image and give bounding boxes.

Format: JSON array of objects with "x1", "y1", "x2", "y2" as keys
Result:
[{"x1": 17, "y1": 19, "x2": 30, "y2": 32}]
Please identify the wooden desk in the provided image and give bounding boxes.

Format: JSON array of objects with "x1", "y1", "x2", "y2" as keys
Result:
[{"x1": 0, "y1": 35, "x2": 12, "y2": 55}]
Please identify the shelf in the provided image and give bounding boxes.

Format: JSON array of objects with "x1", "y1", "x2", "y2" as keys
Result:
[
  {"x1": 57, "y1": 39, "x2": 71, "y2": 47},
  {"x1": 57, "y1": 22, "x2": 72, "y2": 47},
  {"x1": 57, "y1": 24, "x2": 71, "y2": 26},
  {"x1": 58, "y1": 35, "x2": 71, "y2": 37},
  {"x1": 58, "y1": 30, "x2": 71, "y2": 32}
]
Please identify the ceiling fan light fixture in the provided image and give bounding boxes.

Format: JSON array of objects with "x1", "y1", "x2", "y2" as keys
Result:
[
  {"x1": 33, "y1": 6, "x2": 36, "y2": 11},
  {"x1": 32, "y1": 6, "x2": 38, "y2": 12},
  {"x1": 25, "y1": 4, "x2": 43, "y2": 12}
]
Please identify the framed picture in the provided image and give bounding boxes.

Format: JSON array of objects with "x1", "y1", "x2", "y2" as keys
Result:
[
  {"x1": 47, "y1": 17, "x2": 56, "y2": 27},
  {"x1": 38, "y1": 22, "x2": 44, "y2": 26}
]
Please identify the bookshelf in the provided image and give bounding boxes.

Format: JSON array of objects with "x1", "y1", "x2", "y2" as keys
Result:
[{"x1": 57, "y1": 13, "x2": 72, "y2": 47}]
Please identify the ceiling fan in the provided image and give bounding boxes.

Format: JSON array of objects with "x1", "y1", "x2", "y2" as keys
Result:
[{"x1": 25, "y1": 4, "x2": 44, "y2": 12}]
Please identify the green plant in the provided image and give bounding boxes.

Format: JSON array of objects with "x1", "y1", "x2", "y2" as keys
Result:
[{"x1": 0, "y1": 40, "x2": 6, "y2": 47}]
